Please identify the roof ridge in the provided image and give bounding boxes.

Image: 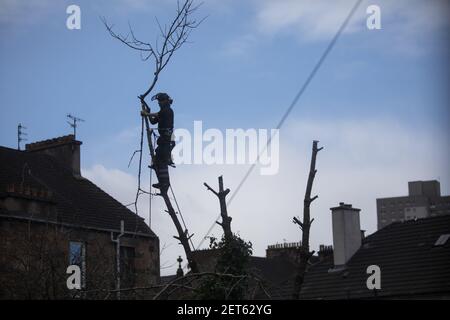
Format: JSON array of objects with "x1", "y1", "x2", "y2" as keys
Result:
[
  {"x1": 25, "y1": 134, "x2": 80, "y2": 151},
  {"x1": 0, "y1": 145, "x2": 24, "y2": 153},
  {"x1": 365, "y1": 215, "x2": 450, "y2": 241}
]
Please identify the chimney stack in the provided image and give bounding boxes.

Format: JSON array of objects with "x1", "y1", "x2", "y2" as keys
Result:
[
  {"x1": 266, "y1": 242, "x2": 302, "y2": 265},
  {"x1": 318, "y1": 244, "x2": 333, "y2": 261},
  {"x1": 330, "y1": 202, "x2": 362, "y2": 267},
  {"x1": 25, "y1": 135, "x2": 82, "y2": 177}
]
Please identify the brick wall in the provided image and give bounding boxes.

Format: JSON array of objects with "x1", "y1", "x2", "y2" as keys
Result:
[{"x1": 0, "y1": 217, "x2": 159, "y2": 299}]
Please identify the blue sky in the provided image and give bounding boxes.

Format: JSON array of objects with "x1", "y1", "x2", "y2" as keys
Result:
[{"x1": 1, "y1": 0, "x2": 449, "y2": 274}]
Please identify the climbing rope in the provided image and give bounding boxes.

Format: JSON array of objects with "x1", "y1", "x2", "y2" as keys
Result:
[
  {"x1": 149, "y1": 163, "x2": 153, "y2": 228},
  {"x1": 148, "y1": 130, "x2": 157, "y2": 229},
  {"x1": 169, "y1": 184, "x2": 195, "y2": 250}
]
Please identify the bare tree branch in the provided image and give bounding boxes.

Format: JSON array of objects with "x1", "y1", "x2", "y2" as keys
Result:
[
  {"x1": 101, "y1": 0, "x2": 204, "y2": 99},
  {"x1": 203, "y1": 182, "x2": 218, "y2": 196}
]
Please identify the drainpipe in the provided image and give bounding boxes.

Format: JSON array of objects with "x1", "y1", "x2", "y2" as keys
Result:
[{"x1": 111, "y1": 220, "x2": 125, "y2": 300}]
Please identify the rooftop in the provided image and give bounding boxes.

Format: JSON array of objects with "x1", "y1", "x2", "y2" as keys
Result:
[
  {"x1": 0, "y1": 145, "x2": 155, "y2": 236},
  {"x1": 293, "y1": 215, "x2": 450, "y2": 299}
]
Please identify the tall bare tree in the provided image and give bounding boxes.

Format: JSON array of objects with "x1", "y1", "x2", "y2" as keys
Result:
[
  {"x1": 201, "y1": 175, "x2": 254, "y2": 299},
  {"x1": 204, "y1": 176, "x2": 232, "y2": 242},
  {"x1": 102, "y1": 0, "x2": 203, "y2": 273},
  {"x1": 292, "y1": 140, "x2": 323, "y2": 299}
]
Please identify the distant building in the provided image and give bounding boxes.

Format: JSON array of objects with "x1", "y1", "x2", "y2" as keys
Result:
[
  {"x1": 0, "y1": 135, "x2": 160, "y2": 299},
  {"x1": 377, "y1": 180, "x2": 450, "y2": 230}
]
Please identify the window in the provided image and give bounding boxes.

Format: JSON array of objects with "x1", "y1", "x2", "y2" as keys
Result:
[
  {"x1": 69, "y1": 241, "x2": 86, "y2": 288},
  {"x1": 434, "y1": 234, "x2": 450, "y2": 246},
  {"x1": 69, "y1": 242, "x2": 83, "y2": 265}
]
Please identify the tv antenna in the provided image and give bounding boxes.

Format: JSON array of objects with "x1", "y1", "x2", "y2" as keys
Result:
[
  {"x1": 67, "y1": 114, "x2": 85, "y2": 138},
  {"x1": 17, "y1": 123, "x2": 27, "y2": 150}
]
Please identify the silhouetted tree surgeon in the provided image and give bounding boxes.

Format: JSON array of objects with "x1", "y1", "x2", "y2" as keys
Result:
[{"x1": 140, "y1": 92, "x2": 175, "y2": 192}]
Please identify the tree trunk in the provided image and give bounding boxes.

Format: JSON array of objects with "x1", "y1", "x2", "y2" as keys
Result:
[
  {"x1": 160, "y1": 191, "x2": 198, "y2": 273},
  {"x1": 292, "y1": 140, "x2": 322, "y2": 299},
  {"x1": 204, "y1": 176, "x2": 232, "y2": 242}
]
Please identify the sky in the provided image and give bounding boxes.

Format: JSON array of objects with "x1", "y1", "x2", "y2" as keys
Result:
[{"x1": 1, "y1": 0, "x2": 449, "y2": 275}]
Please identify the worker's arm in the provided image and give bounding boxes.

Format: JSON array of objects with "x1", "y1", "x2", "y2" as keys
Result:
[
  {"x1": 140, "y1": 110, "x2": 159, "y2": 123},
  {"x1": 140, "y1": 110, "x2": 158, "y2": 117},
  {"x1": 139, "y1": 96, "x2": 159, "y2": 124}
]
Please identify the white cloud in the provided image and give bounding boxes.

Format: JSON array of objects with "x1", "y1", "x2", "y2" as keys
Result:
[
  {"x1": 222, "y1": 34, "x2": 258, "y2": 57},
  {"x1": 253, "y1": 0, "x2": 449, "y2": 40},
  {"x1": 82, "y1": 117, "x2": 450, "y2": 275},
  {"x1": 221, "y1": 0, "x2": 450, "y2": 57},
  {"x1": 255, "y1": 0, "x2": 364, "y2": 40},
  {"x1": 115, "y1": 125, "x2": 141, "y2": 143}
]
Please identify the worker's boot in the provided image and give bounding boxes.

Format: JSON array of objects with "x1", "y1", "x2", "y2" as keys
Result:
[
  {"x1": 153, "y1": 164, "x2": 170, "y2": 192},
  {"x1": 167, "y1": 155, "x2": 175, "y2": 167}
]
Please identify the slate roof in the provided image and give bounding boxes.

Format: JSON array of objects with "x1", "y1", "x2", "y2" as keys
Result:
[
  {"x1": 295, "y1": 215, "x2": 450, "y2": 299},
  {"x1": 0, "y1": 145, "x2": 155, "y2": 237},
  {"x1": 249, "y1": 256, "x2": 297, "y2": 286}
]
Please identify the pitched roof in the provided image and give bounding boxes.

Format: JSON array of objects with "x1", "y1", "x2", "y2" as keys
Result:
[
  {"x1": 297, "y1": 215, "x2": 450, "y2": 299},
  {"x1": 0, "y1": 146, "x2": 155, "y2": 237}
]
